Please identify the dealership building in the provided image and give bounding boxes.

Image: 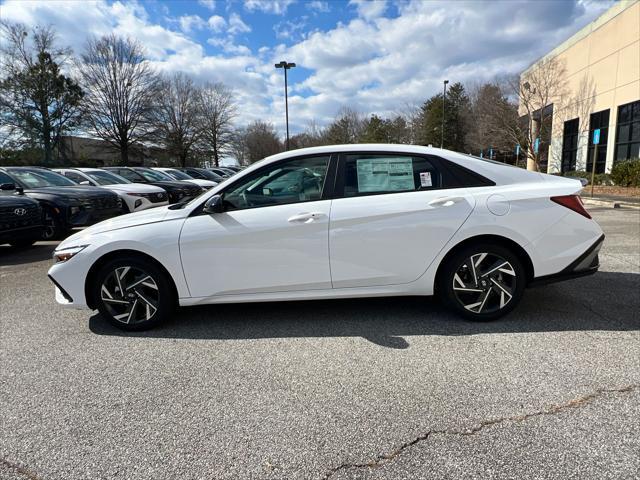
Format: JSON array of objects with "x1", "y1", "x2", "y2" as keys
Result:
[{"x1": 521, "y1": 0, "x2": 639, "y2": 174}]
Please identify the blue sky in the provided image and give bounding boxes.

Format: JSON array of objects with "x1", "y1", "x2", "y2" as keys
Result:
[{"x1": 1, "y1": 0, "x2": 615, "y2": 137}]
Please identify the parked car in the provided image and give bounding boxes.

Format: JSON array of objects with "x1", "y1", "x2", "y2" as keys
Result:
[
  {"x1": 223, "y1": 166, "x2": 243, "y2": 173},
  {"x1": 217, "y1": 167, "x2": 238, "y2": 176},
  {"x1": 54, "y1": 168, "x2": 169, "y2": 213},
  {"x1": 179, "y1": 167, "x2": 226, "y2": 183},
  {"x1": 207, "y1": 167, "x2": 232, "y2": 178},
  {"x1": 49, "y1": 145, "x2": 605, "y2": 330},
  {"x1": 152, "y1": 167, "x2": 217, "y2": 189},
  {"x1": 103, "y1": 167, "x2": 203, "y2": 204},
  {"x1": 0, "y1": 167, "x2": 121, "y2": 240},
  {"x1": 0, "y1": 175, "x2": 44, "y2": 247}
]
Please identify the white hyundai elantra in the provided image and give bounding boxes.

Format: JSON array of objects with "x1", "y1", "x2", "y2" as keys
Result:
[{"x1": 48, "y1": 145, "x2": 604, "y2": 330}]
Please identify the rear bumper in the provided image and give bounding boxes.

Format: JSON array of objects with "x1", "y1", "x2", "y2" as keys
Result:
[{"x1": 529, "y1": 234, "x2": 604, "y2": 287}]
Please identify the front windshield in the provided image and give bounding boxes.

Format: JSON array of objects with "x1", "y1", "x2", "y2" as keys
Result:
[
  {"x1": 165, "y1": 169, "x2": 193, "y2": 180},
  {"x1": 8, "y1": 168, "x2": 77, "y2": 188},
  {"x1": 137, "y1": 169, "x2": 171, "y2": 181},
  {"x1": 86, "y1": 170, "x2": 131, "y2": 185},
  {"x1": 199, "y1": 170, "x2": 223, "y2": 181}
]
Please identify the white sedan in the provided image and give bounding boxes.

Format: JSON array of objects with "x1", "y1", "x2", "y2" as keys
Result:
[
  {"x1": 152, "y1": 167, "x2": 218, "y2": 189},
  {"x1": 55, "y1": 168, "x2": 169, "y2": 212},
  {"x1": 49, "y1": 145, "x2": 604, "y2": 330}
]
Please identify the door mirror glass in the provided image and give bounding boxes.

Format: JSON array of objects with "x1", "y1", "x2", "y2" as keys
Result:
[
  {"x1": 0, "y1": 182, "x2": 16, "y2": 191},
  {"x1": 203, "y1": 194, "x2": 224, "y2": 214}
]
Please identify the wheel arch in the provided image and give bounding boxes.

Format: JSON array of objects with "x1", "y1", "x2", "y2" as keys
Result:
[
  {"x1": 434, "y1": 234, "x2": 535, "y2": 292},
  {"x1": 85, "y1": 249, "x2": 179, "y2": 310}
]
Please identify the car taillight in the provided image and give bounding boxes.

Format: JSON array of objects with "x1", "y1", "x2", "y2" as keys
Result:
[{"x1": 551, "y1": 195, "x2": 591, "y2": 219}]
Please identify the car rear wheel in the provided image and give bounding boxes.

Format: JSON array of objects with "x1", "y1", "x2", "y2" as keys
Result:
[
  {"x1": 439, "y1": 244, "x2": 525, "y2": 321},
  {"x1": 94, "y1": 256, "x2": 175, "y2": 331}
]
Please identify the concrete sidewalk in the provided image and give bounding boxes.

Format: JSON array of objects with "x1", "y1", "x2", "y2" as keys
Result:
[{"x1": 582, "y1": 192, "x2": 640, "y2": 209}]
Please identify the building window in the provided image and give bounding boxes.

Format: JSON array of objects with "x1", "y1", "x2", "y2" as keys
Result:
[
  {"x1": 587, "y1": 109, "x2": 609, "y2": 174},
  {"x1": 614, "y1": 100, "x2": 640, "y2": 162},
  {"x1": 561, "y1": 118, "x2": 579, "y2": 173}
]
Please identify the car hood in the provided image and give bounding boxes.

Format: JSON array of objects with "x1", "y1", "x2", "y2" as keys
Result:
[
  {"x1": 0, "y1": 194, "x2": 40, "y2": 207},
  {"x1": 184, "y1": 179, "x2": 217, "y2": 188},
  {"x1": 103, "y1": 183, "x2": 165, "y2": 194},
  {"x1": 23, "y1": 186, "x2": 116, "y2": 199},
  {"x1": 64, "y1": 205, "x2": 175, "y2": 243},
  {"x1": 149, "y1": 180, "x2": 196, "y2": 190}
]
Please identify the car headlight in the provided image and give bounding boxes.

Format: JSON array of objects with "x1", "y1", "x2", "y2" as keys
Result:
[{"x1": 53, "y1": 245, "x2": 88, "y2": 263}]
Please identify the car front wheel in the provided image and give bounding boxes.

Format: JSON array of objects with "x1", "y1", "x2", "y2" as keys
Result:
[
  {"x1": 94, "y1": 256, "x2": 175, "y2": 330},
  {"x1": 439, "y1": 244, "x2": 526, "y2": 321}
]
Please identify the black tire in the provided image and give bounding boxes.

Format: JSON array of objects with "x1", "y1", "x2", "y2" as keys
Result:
[
  {"x1": 9, "y1": 238, "x2": 37, "y2": 248},
  {"x1": 438, "y1": 243, "x2": 526, "y2": 321},
  {"x1": 42, "y1": 207, "x2": 68, "y2": 241},
  {"x1": 93, "y1": 255, "x2": 175, "y2": 331}
]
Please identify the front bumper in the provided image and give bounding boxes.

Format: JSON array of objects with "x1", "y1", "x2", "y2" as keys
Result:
[
  {"x1": 529, "y1": 234, "x2": 604, "y2": 287},
  {"x1": 0, "y1": 224, "x2": 44, "y2": 244}
]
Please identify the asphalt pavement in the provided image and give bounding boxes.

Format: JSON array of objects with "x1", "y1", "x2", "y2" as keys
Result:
[{"x1": 1, "y1": 207, "x2": 639, "y2": 480}]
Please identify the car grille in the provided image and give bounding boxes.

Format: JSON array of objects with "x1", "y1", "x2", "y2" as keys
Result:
[
  {"x1": 81, "y1": 196, "x2": 121, "y2": 211},
  {"x1": 0, "y1": 203, "x2": 42, "y2": 231},
  {"x1": 148, "y1": 191, "x2": 168, "y2": 203}
]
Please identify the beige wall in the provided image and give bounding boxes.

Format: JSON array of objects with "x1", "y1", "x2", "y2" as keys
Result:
[{"x1": 522, "y1": 0, "x2": 640, "y2": 173}]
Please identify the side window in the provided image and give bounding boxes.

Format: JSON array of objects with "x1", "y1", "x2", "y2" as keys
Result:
[
  {"x1": 222, "y1": 156, "x2": 330, "y2": 211},
  {"x1": 118, "y1": 169, "x2": 140, "y2": 182},
  {"x1": 343, "y1": 154, "x2": 440, "y2": 197},
  {"x1": 0, "y1": 171, "x2": 14, "y2": 185},
  {"x1": 64, "y1": 171, "x2": 86, "y2": 184}
]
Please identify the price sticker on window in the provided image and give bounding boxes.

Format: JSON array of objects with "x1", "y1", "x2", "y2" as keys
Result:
[{"x1": 420, "y1": 171, "x2": 432, "y2": 187}]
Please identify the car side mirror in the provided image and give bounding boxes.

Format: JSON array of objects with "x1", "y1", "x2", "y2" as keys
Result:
[
  {"x1": 203, "y1": 194, "x2": 224, "y2": 214},
  {"x1": 0, "y1": 182, "x2": 15, "y2": 191}
]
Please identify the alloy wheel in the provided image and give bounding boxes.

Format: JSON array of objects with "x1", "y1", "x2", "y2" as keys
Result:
[
  {"x1": 100, "y1": 266, "x2": 160, "y2": 325},
  {"x1": 451, "y1": 252, "x2": 517, "y2": 314}
]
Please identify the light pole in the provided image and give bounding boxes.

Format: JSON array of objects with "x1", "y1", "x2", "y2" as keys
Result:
[
  {"x1": 441, "y1": 79, "x2": 449, "y2": 149},
  {"x1": 275, "y1": 60, "x2": 296, "y2": 150}
]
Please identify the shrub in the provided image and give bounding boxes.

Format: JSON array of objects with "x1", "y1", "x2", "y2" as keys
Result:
[{"x1": 610, "y1": 159, "x2": 640, "y2": 187}]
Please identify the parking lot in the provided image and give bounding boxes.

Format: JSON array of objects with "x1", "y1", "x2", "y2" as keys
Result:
[{"x1": 1, "y1": 206, "x2": 638, "y2": 480}]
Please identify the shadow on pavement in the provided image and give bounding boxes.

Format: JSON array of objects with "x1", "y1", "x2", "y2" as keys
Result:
[
  {"x1": 89, "y1": 271, "x2": 640, "y2": 348},
  {"x1": 0, "y1": 243, "x2": 57, "y2": 266}
]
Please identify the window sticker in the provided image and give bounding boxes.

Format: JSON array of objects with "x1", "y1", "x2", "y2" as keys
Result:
[
  {"x1": 419, "y1": 171, "x2": 432, "y2": 187},
  {"x1": 356, "y1": 157, "x2": 414, "y2": 192}
]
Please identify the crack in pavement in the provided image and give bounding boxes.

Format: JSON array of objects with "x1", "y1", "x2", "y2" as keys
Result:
[
  {"x1": 0, "y1": 458, "x2": 42, "y2": 480},
  {"x1": 320, "y1": 384, "x2": 639, "y2": 480}
]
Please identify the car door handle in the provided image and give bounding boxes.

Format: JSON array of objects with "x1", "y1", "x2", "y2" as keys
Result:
[
  {"x1": 428, "y1": 196, "x2": 465, "y2": 207},
  {"x1": 288, "y1": 212, "x2": 326, "y2": 223}
]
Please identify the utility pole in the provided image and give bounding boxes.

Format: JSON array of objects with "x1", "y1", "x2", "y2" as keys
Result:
[
  {"x1": 441, "y1": 79, "x2": 449, "y2": 149},
  {"x1": 275, "y1": 61, "x2": 296, "y2": 150}
]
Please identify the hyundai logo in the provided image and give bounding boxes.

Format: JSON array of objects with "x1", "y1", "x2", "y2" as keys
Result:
[
  {"x1": 157, "y1": 193, "x2": 164, "y2": 199},
  {"x1": 13, "y1": 208, "x2": 27, "y2": 216}
]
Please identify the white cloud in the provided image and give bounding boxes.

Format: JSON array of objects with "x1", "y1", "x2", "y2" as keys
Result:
[
  {"x1": 228, "y1": 12, "x2": 251, "y2": 35},
  {"x1": 207, "y1": 15, "x2": 227, "y2": 33},
  {"x1": 179, "y1": 14, "x2": 206, "y2": 33},
  {"x1": 349, "y1": 0, "x2": 387, "y2": 21},
  {"x1": 198, "y1": 0, "x2": 216, "y2": 11},
  {"x1": 273, "y1": 18, "x2": 308, "y2": 40},
  {"x1": 308, "y1": 1, "x2": 330, "y2": 13},
  {"x1": 244, "y1": 0, "x2": 296, "y2": 15}
]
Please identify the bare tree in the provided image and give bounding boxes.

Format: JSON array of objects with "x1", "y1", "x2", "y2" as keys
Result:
[
  {"x1": 512, "y1": 57, "x2": 569, "y2": 171},
  {"x1": 197, "y1": 82, "x2": 237, "y2": 167},
  {"x1": 0, "y1": 22, "x2": 83, "y2": 164},
  {"x1": 151, "y1": 73, "x2": 201, "y2": 167},
  {"x1": 78, "y1": 34, "x2": 160, "y2": 165}
]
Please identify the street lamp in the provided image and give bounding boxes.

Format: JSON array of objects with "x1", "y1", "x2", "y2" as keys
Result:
[
  {"x1": 441, "y1": 79, "x2": 449, "y2": 149},
  {"x1": 275, "y1": 60, "x2": 296, "y2": 150}
]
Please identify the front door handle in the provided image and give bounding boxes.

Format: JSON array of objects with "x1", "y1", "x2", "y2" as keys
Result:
[
  {"x1": 287, "y1": 212, "x2": 326, "y2": 223},
  {"x1": 428, "y1": 196, "x2": 465, "y2": 207}
]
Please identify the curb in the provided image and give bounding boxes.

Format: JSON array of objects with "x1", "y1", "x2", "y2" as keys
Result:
[{"x1": 582, "y1": 198, "x2": 640, "y2": 210}]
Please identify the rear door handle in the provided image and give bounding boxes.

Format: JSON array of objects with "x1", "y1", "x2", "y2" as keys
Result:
[
  {"x1": 287, "y1": 212, "x2": 326, "y2": 223},
  {"x1": 428, "y1": 196, "x2": 465, "y2": 207}
]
